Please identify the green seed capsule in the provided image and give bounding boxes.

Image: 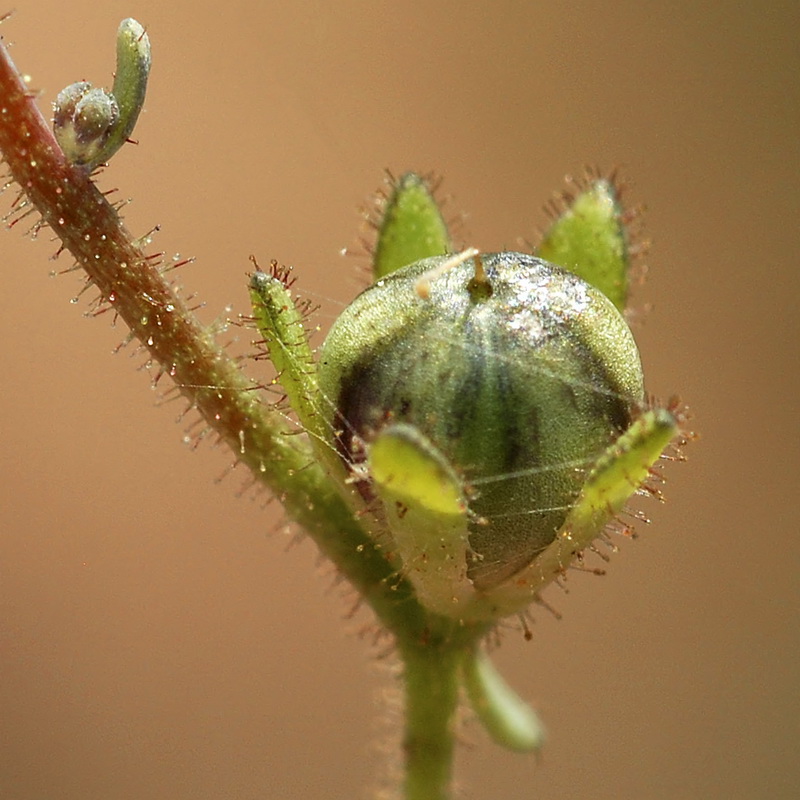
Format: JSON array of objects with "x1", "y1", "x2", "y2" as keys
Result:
[{"x1": 318, "y1": 252, "x2": 644, "y2": 592}]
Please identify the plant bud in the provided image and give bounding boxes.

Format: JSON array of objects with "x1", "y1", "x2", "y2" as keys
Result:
[
  {"x1": 319, "y1": 252, "x2": 644, "y2": 592},
  {"x1": 51, "y1": 18, "x2": 150, "y2": 170},
  {"x1": 53, "y1": 83, "x2": 119, "y2": 166}
]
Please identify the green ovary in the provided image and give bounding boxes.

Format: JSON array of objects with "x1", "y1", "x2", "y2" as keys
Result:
[{"x1": 319, "y1": 252, "x2": 644, "y2": 591}]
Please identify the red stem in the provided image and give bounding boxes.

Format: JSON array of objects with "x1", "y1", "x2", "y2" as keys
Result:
[
  {"x1": 0, "y1": 33, "x2": 431, "y2": 636},
  {"x1": 0, "y1": 34, "x2": 295, "y2": 481}
]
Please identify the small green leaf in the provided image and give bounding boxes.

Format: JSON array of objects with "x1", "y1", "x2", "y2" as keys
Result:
[
  {"x1": 373, "y1": 172, "x2": 451, "y2": 280},
  {"x1": 368, "y1": 423, "x2": 477, "y2": 616},
  {"x1": 103, "y1": 18, "x2": 151, "y2": 163},
  {"x1": 462, "y1": 649, "x2": 546, "y2": 753},
  {"x1": 537, "y1": 178, "x2": 630, "y2": 312}
]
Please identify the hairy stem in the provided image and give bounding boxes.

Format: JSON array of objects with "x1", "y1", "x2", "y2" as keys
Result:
[
  {"x1": 0, "y1": 33, "x2": 424, "y2": 638},
  {"x1": 401, "y1": 643, "x2": 462, "y2": 800}
]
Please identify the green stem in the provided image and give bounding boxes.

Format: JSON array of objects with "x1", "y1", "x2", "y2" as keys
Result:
[{"x1": 401, "y1": 643, "x2": 463, "y2": 800}]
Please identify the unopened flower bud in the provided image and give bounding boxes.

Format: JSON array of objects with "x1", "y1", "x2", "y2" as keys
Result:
[
  {"x1": 54, "y1": 83, "x2": 120, "y2": 166},
  {"x1": 319, "y1": 252, "x2": 644, "y2": 598}
]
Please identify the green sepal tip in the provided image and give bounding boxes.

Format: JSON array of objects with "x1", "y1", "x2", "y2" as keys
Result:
[
  {"x1": 461, "y1": 649, "x2": 546, "y2": 753},
  {"x1": 537, "y1": 178, "x2": 630, "y2": 312},
  {"x1": 372, "y1": 172, "x2": 451, "y2": 280},
  {"x1": 248, "y1": 264, "x2": 323, "y2": 444},
  {"x1": 565, "y1": 406, "x2": 678, "y2": 532},
  {"x1": 483, "y1": 407, "x2": 679, "y2": 618},
  {"x1": 368, "y1": 423, "x2": 478, "y2": 616}
]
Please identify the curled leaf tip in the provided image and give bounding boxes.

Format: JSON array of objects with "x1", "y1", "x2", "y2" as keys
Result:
[{"x1": 53, "y1": 17, "x2": 150, "y2": 170}]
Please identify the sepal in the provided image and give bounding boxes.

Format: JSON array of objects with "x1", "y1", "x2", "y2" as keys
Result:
[{"x1": 372, "y1": 172, "x2": 451, "y2": 280}]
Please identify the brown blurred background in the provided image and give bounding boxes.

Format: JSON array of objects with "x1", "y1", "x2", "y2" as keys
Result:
[{"x1": 1, "y1": 2, "x2": 797, "y2": 798}]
